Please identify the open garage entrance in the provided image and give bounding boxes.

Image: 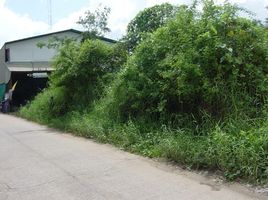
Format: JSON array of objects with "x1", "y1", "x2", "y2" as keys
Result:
[{"x1": 11, "y1": 72, "x2": 49, "y2": 106}]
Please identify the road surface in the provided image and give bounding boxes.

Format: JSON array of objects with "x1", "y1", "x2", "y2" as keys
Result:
[{"x1": 0, "y1": 114, "x2": 266, "y2": 200}]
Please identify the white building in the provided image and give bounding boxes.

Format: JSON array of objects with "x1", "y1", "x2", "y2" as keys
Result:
[
  {"x1": 0, "y1": 29, "x2": 83, "y2": 73},
  {"x1": 0, "y1": 29, "x2": 116, "y2": 105}
]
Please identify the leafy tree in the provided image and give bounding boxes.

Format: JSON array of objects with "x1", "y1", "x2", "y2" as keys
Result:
[
  {"x1": 77, "y1": 5, "x2": 111, "y2": 37},
  {"x1": 124, "y1": 3, "x2": 179, "y2": 51}
]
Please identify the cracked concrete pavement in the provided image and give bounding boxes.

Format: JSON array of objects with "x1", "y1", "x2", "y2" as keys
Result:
[{"x1": 0, "y1": 114, "x2": 266, "y2": 200}]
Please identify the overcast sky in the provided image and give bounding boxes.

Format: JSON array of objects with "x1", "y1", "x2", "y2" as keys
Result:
[{"x1": 0, "y1": 0, "x2": 267, "y2": 46}]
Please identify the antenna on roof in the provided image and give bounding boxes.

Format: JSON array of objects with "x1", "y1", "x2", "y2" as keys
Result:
[{"x1": 48, "y1": 0, "x2": 52, "y2": 30}]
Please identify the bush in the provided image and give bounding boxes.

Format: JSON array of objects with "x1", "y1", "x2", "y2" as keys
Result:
[
  {"x1": 107, "y1": 1, "x2": 268, "y2": 124},
  {"x1": 19, "y1": 87, "x2": 67, "y2": 123},
  {"x1": 49, "y1": 39, "x2": 126, "y2": 113}
]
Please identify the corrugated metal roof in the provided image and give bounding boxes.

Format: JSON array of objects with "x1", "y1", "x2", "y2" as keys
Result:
[{"x1": 5, "y1": 29, "x2": 117, "y2": 45}]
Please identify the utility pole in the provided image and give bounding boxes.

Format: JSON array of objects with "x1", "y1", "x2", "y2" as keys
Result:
[{"x1": 48, "y1": 0, "x2": 52, "y2": 30}]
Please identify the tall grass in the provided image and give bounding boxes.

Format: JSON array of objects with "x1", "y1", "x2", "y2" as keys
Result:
[{"x1": 19, "y1": 90, "x2": 268, "y2": 184}]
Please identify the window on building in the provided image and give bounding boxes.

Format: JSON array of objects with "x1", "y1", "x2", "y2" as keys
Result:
[{"x1": 5, "y1": 48, "x2": 10, "y2": 62}]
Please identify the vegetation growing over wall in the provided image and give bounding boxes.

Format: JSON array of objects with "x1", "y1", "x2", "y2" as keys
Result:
[{"x1": 20, "y1": 0, "x2": 268, "y2": 184}]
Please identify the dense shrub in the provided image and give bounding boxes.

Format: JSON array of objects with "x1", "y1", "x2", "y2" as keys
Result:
[
  {"x1": 107, "y1": 1, "x2": 268, "y2": 124},
  {"x1": 48, "y1": 39, "x2": 126, "y2": 114}
]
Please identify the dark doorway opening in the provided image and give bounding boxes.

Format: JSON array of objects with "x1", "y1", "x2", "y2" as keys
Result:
[{"x1": 11, "y1": 72, "x2": 49, "y2": 106}]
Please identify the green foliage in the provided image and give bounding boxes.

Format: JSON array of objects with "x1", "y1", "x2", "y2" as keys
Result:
[
  {"x1": 124, "y1": 3, "x2": 179, "y2": 51},
  {"x1": 19, "y1": 87, "x2": 68, "y2": 123},
  {"x1": 161, "y1": 126, "x2": 268, "y2": 182},
  {"x1": 48, "y1": 39, "x2": 122, "y2": 114},
  {"x1": 77, "y1": 5, "x2": 111, "y2": 37},
  {"x1": 109, "y1": 1, "x2": 268, "y2": 124}
]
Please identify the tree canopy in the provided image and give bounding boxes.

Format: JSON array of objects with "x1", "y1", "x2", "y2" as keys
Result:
[
  {"x1": 77, "y1": 5, "x2": 111, "y2": 37},
  {"x1": 124, "y1": 3, "x2": 179, "y2": 51}
]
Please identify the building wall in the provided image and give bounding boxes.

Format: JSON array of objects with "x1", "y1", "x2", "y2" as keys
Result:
[
  {"x1": 0, "y1": 45, "x2": 5, "y2": 62},
  {"x1": 5, "y1": 31, "x2": 82, "y2": 63},
  {"x1": 0, "y1": 64, "x2": 11, "y2": 84},
  {"x1": 0, "y1": 46, "x2": 11, "y2": 84}
]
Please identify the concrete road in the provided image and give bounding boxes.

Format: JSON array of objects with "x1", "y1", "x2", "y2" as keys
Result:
[{"x1": 0, "y1": 114, "x2": 266, "y2": 200}]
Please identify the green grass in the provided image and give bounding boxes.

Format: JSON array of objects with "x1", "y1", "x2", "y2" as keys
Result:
[{"x1": 19, "y1": 93, "x2": 268, "y2": 184}]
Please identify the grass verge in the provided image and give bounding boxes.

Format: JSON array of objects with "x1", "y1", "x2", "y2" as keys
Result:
[{"x1": 19, "y1": 96, "x2": 268, "y2": 185}]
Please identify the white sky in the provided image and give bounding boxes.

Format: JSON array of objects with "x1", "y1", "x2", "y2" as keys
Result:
[{"x1": 0, "y1": 0, "x2": 267, "y2": 46}]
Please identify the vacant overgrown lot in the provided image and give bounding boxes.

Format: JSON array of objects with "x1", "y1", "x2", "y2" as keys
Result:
[{"x1": 20, "y1": 1, "x2": 268, "y2": 184}]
